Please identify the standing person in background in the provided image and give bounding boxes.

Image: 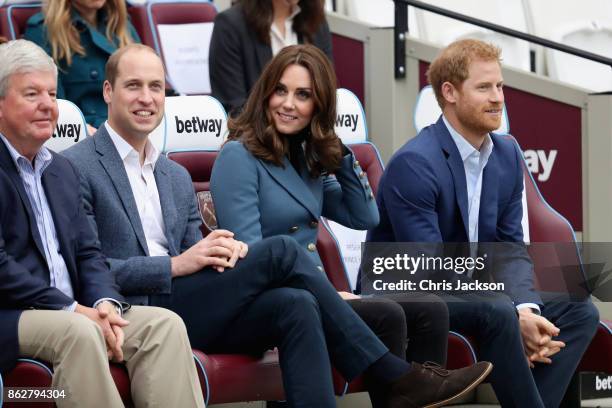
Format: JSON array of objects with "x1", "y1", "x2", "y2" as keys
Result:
[
  {"x1": 210, "y1": 0, "x2": 332, "y2": 114},
  {"x1": 211, "y1": 44, "x2": 472, "y2": 408},
  {"x1": 24, "y1": 0, "x2": 140, "y2": 130}
]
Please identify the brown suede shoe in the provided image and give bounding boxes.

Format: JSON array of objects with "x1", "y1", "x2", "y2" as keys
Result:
[{"x1": 388, "y1": 361, "x2": 493, "y2": 408}]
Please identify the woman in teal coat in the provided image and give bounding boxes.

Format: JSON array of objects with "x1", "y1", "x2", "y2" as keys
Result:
[
  {"x1": 24, "y1": 0, "x2": 140, "y2": 129},
  {"x1": 211, "y1": 44, "x2": 452, "y2": 408}
]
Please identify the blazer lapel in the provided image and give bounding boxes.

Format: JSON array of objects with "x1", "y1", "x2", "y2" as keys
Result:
[
  {"x1": 260, "y1": 157, "x2": 320, "y2": 220},
  {"x1": 42, "y1": 162, "x2": 78, "y2": 283},
  {"x1": 478, "y1": 150, "x2": 499, "y2": 242},
  {"x1": 0, "y1": 139, "x2": 46, "y2": 259},
  {"x1": 154, "y1": 160, "x2": 179, "y2": 256},
  {"x1": 435, "y1": 118, "x2": 470, "y2": 238},
  {"x1": 94, "y1": 129, "x2": 149, "y2": 255}
]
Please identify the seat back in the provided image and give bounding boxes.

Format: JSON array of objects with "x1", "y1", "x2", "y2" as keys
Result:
[
  {"x1": 0, "y1": 2, "x2": 40, "y2": 40},
  {"x1": 517, "y1": 137, "x2": 587, "y2": 295},
  {"x1": 163, "y1": 94, "x2": 227, "y2": 191},
  {"x1": 45, "y1": 99, "x2": 88, "y2": 153},
  {"x1": 164, "y1": 95, "x2": 227, "y2": 236},
  {"x1": 128, "y1": 1, "x2": 216, "y2": 94}
]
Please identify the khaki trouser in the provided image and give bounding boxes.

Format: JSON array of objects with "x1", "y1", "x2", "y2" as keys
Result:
[{"x1": 18, "y1": 306, "x2": 205, "y2": 408}]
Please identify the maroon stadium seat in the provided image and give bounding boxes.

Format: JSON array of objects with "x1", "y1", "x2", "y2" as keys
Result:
[
  {"x1": 128, "y1": 1, "x2": 216, "y2": 60},
  {"x1": 2, "y1": 359, "x2": 53, "y2": 408},
  {"x1": 0, "y1": 3, "x2": 40, "y2": 40}
]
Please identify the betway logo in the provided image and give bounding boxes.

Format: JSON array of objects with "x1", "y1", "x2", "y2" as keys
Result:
[
  {"x1": 335, "y1": 114, "x2": 359, "y2": 131},
  {"x1": 175, "y1": 116, "x2": 222, "y2": 137},
  {"x1": 524, "y1": 150, "x2": 557, "y2": 182},
  {"x1": 52, "y1": 123, "x2": 81, "y2": 143},
  {"x1": 596, "y1": 375, "x2": 612, "y2": 390}
]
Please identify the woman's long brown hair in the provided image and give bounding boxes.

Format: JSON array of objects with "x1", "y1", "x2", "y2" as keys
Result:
[{"x1": 227, "y1": 44, "x2": 342, "y2": 177}]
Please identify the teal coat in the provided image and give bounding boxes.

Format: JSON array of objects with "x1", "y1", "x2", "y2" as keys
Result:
[
  {"x1": 210, "y1": 140, "x2": 379, "y2": 269},
  {"x1": 24, "y1": 11, "x2": 140, "y2": 127}
]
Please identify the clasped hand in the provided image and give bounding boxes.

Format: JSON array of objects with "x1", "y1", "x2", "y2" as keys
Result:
[
  {"x1": 171, "y1": 229, "x2": 249, "y2": 277},
  {"x1": 519, "y1": 308, "x2": 565, "y2": 367},
  {"x1": 75, "y1": 301, "x2": 129, "y2": 362}
]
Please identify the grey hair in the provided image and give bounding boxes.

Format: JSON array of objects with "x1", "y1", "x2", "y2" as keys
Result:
[{"x1": 0, "y1": 39, "x2": 57, "y2": 97}]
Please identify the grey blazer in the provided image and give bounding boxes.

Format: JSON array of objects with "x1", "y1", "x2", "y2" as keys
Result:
[{"x1": 62, "y1": 126, "x2": 202, "y2": 305}]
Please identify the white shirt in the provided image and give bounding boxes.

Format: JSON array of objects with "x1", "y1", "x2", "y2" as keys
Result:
[
  {"x1": 270, "y1": 6, "x2": 301, "y2": 56},
  {"x1": 106, "y1": 122, "x2": 170, "y2": 256},
  {"x1": 443, "y1": 116, "x2": 539, "y2": 313},
  {"x1": 443, "y1": 116, "x2": 493, "y2": 245}
]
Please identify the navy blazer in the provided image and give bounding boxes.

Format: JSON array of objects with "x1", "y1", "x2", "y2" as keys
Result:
[
  {"x1": 368, "y1": 117, "x2": 541, "y2": 306},
  {"x1": 0, "y1": 137, "x2": 124, "y2": 373},
  {"x1": 210, "y1": 141, "x2": 378, "y2": 269},
  {"x1": 209, "y1": 3, "x2": 333, "y2": 113},
  {"x1": 62, "y1": 126, "x2": 202, "y2": 306}
]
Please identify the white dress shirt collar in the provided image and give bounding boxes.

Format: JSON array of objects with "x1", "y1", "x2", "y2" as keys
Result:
[
  {"x1": 104, "y1": 122, "x2": 160, "y2": 168},
  {"x1": 442, "y1": 115, "x2": 493, "y2": 163}
]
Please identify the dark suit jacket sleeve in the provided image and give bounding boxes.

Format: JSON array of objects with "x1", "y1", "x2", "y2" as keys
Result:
[
  {"x1": 322, "y1": 151, "x2": 378, "y2": 229},
  {"x1": 209, "y1": 10, "x2": 249, "y2": 113},
  {"x1": 0, "y1": 223, "x2": 74, "y2": 309},
  {"x1": 381, "y1": 150, "x2": 444, "y2": 242},
  {"x1": 210, "y1": 141, "x2": 264, "y2": 245},
  {"x1": 314, "y1": 19, "x2": 334, "y2": 63}
]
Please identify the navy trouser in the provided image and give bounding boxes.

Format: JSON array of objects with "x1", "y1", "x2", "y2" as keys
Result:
[
  {"x1": 151, "y1": 236, "x2": 388, "y2": 408},
  {"x1": 444, "y1": 292, "x2": 599, "y2": 408}
]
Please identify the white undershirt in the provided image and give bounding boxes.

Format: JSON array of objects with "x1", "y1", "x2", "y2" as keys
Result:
[
  {"x1": 270, "y1": 6, "x2": 301, "y2": 56},
  {"x1": 105, "y1": 122, "x2": 170, "y2": 256}
]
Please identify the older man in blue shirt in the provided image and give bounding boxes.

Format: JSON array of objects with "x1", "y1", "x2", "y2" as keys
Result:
[{"x1": 0, "y1": 39, "x2": 204, "y2": 407}]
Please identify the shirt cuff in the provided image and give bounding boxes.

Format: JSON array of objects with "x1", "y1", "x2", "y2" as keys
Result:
[
  {"x1": 63, "y1": 301, "x2": 78, "y2": 312},
  {"x1": 93, "y1": 298, "x2": 123, "y2": 316},
  {"x1": 516, "y1": 303, "x2": 541, "y2": 314}
]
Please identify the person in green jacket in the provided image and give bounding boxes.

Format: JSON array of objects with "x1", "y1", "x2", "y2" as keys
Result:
[{"x1": 25, "y1": 0, "x2": 140, "y2": 130}]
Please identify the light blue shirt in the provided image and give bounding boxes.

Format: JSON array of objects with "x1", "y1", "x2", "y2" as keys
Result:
[
  {"x1": 442, "y1": 117, "x2": 539, "y2": 313},
  {"x1": 0, "y1": 134, "x2": 121, "y2": 314}
]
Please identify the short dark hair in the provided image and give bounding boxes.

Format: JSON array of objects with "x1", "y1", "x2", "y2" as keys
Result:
[{"x1": 105, "y1": 44, "x2": 160, "y2": 87}]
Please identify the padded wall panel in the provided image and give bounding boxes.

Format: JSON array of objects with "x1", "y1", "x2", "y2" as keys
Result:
[{"x1": 332, "y1": 34, "x2": 365, "y2": 105}]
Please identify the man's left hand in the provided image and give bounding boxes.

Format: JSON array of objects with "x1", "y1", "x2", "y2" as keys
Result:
[{"x1": 96, "y1": 301, "x2": 129, "y2": 362}]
